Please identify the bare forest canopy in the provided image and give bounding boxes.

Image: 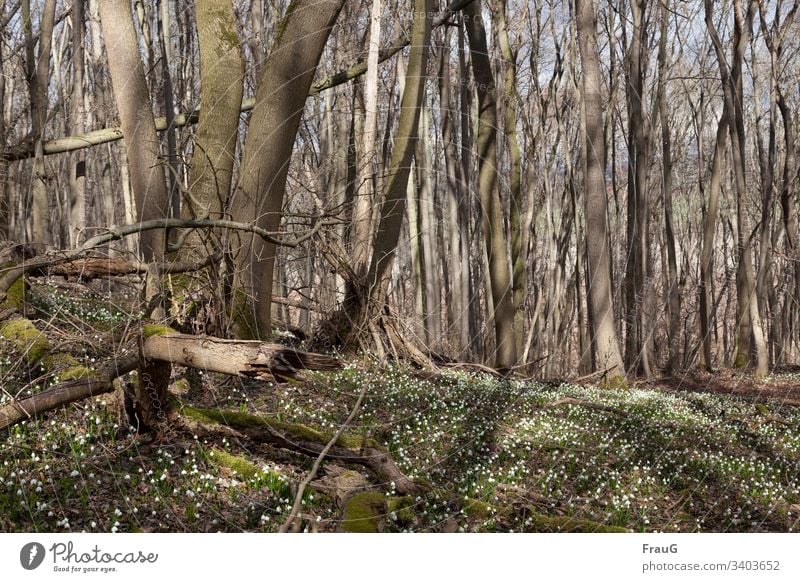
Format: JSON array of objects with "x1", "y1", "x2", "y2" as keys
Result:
[{"x1": 0, "y1": 0, "x2": 798, "y2": 385}]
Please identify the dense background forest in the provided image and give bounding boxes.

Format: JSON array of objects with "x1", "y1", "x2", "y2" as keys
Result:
[{"x1": 1, "y1": 0, "x2": 800, "y2": 533}]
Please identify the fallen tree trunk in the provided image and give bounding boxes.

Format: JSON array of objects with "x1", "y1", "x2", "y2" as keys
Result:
[
  {"x1": 0, "y1": 354, "x2": 138, "y2": 430},
  {"x1": 179, "y1": 406, "x2": 423, "y2": 495},
  {"x1": 141, "y1": 327, "x2": 341, "y2": 381}
]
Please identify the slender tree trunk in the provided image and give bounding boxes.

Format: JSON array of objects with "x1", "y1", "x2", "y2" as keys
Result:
[
  {"x1": 349, "y1": 0, "x2": 382, "y2": 283},
  {"x1": 464, "y1": 1, "x2": 517, "y2": 370},
  {"x1": 99, "y1": 0, "x2": 170, "y2": 261},
  {"x1": 418, "y1": 102, "x2": 441, "y2": 350},
  {"x1": 0, "y1": 0, "x2": 8, "y2": 240},
  {"x1": 657, "y1": 0, "x2": 680, "y2": 372},
  {"x1": 438, "y1": 27, "x2": 468, "y2": 356},
  {"x1": 575, "y1": 0, "x2": 626, "y2": 382},
  {"x1": 366, "y1": 0, "x2": 432, "y2": 301},
  {"x1": 68, "y1": 0, "x2": 86, "y2": 247},
  {"x1": 623, "y1": 0, "x2": 653, "y2": 378},
  {"x1": 496, "y1": 0, "x2": 525, "y2": 357},
  {"x1": 23, "y1": 0, "x2": 57, "y2": 246}
]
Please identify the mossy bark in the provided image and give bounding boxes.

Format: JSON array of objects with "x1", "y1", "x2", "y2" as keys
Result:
[{"x1": 180, "y1": 405, "x2": 422, "y2": 495}]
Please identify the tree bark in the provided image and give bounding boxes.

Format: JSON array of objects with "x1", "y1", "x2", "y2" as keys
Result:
[
  {"x1": 23, "y1": 0, "x2": 57, "y2": 247},
  {"x1": 99, "y1": 0, "x2": 170, "y2": 261},
  {"x1": 365, "y1": 0, "x2": 433, "y2": 302},
  {"x1": 229, "y1": 0, "x2": 344, "y2": 339},
  {"x1": 575, "y1": 0, "x2": 626, "y2": 382},
  {"x1": 464, "y1": 1, "x2": 518, "y2": 370},
  {"x1": 69, "y1": 0, "x2": 86, "y2": 247}
]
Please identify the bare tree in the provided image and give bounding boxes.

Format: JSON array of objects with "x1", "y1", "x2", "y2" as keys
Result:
[
  {"x1": 99, "y1": 0, "x2": 170, "y2": 261},
  {"x1": 575, "y1": 0, "x2": 626, "y2": 381},
  {"x1": 229, "y1": 0, "x2": 345, "y2": 339},
  {"x1": 464, "y1": 0, "x2": 518, "y2": 370}
]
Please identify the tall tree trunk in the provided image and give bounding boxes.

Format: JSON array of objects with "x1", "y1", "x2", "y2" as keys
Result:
[
  {"x1": 417, "y1": 102, "x2": 441, "y2": 351},
  {"x1": 229, "y1": 0, "x2": 344, "y2": 339},
  {"x1": 707, "y1": 0, "x2": 768, "y2": 377},
  {"x1": 0, "y1": 0, "x2": 8, "y2": 240},
  {"x1": 656, "y1": 0, "x2": 680, "y2": 372},
  {"x1": 464, "y1": 1, "x2": 518, "y2": 370},
  {"x1": 438, "y1": 27, "x2": 468, "y2": 356},
  {"x1": 623, "y1": 0, "x2": 653, "y2": 377},
  {"x1": 186, "y1": 0, "x2": 245, "y2": 334},
  {"x1": 349, "y1": 0, "x2": 382, "y2": 284},
  {"x1": 496, "y1": 0, "x2": 525, "y2": 357},
  {"x1": 365, "y1": 0, "x2": 432, "y2": 303},
  {"x1": 69, "y1": 0, "x2": 86, "y2": 247},
  {"x1": 575, "y1": 0, "x2": 626, "y2": 382},
  {"x1": 99, "y1": 0, "x2": 170, "y2": 261},
  {"x1": 23, "y1": 0, "x2": 57, "y2": 247}
]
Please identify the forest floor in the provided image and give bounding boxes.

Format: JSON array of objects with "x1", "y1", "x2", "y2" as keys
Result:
[{"x1": 2, "y1": 280, "x2": 800, "y2": 533}]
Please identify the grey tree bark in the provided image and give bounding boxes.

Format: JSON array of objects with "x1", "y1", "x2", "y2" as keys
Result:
[
  {"x1": 464, "y1": 1, "x2": 518, "y2": 370},
  {"x1": 575, "y1": 0, "x2": 626, "y2": 382},
  {"x1": 99, "y1": 0, "x2": 170, "y2": 261},
  {"x1": 229, "y1": 0, "x2": 345, "y2": 339}
]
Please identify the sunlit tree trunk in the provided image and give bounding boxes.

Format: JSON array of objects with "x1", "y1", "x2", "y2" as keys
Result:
[
  {"x1": 99, "y1": 0, "x2": 170, "y2": 261},
  {"x1": 464, "y1": 1, "x2": 517, "y2": 370},
  {"x1": 576, "y1": 0, "x2": 626, "y2": 382},
  {"x1": 229, "y1": 0, "x2": 344, "y2": 339}
]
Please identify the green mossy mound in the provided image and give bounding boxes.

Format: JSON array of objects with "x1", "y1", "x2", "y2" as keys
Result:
[
  {"x1": 0, "y1": 317, "x2": 50, "y2": 364},
  {"x1": 341, "y1": 491, "x2": 386, "y2": 533}
]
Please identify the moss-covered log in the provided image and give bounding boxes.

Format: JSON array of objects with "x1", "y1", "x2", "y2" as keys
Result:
[
  {"x1": 0, "y1": 354, "x2": 138, "y2": 430},
  {"x1": 142, "y1": 329, "x2": 341, "y2": 381},
  {"x1": 180, "y1": 406, "x2": 422, "y2": 495}
]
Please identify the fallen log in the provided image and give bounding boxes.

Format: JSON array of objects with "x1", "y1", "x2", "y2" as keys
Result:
[
  {"x1": 179, "y1": 406, "x2": 423, "y2": 496},
  {"x1": 0, "y1": 354, "x2": 138, "y2": 430},
  {"x1": 141, "y1": 327, "x2": 341, "y2": 382}
]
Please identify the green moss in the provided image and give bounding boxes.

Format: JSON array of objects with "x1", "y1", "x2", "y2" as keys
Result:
[
  {"x1": 527, "y1": 512, "x2": 630, "y2": 533},
  {"x1": 42, "y1": 353, "x2": 92, "y2": 381},
  {"x1": 181, "y1": 406, "x2": 383, "y2": 451},
  {"x1": 208, "y1": 447, "x2": 261, "y2": 480},
  {"x1": 601, "y1": 375, "x2": 628, "y2": 390},
  {"x1": 59, "y1": 366, "x2": 92, "y2": 381},
  {"x1": 342, "y1": 492, "x2": 385, "y2": 533},
  {"x1": 386, "y1": 496, "x2": 415, "y2": 525},
  {"x1": 1, "y1": 275, "x2": 26, "y2": 311},
  {"x1": 142, "y1": 324, "x2": 177, "y2": 339},
  {"x1": 462, "y1": 498, "x2": 495, "y2": 520},
  {"x1": 0, "y1": 318, "x2": 50, "y2": 364}
]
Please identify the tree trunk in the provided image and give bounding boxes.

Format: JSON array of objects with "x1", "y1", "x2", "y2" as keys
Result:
[
  {"x1": 229, "y1": 0, "x2": 344, "y2": 339},
  {"x1": 464, "y1": 1, "x2": 518, "y2": 371},
  {"x1": 23, "y1": 0, "x2": 57, "y2": 247},
  {"x1": 623, "y1": 0, "x2": 653, "y2": 378},
  {"x1": 185, "y1": 0, "x2": 245, "y2": 332},
  {"x1": 656, "y1": 0, "x2": 680, "y2": 373},
  {"x1": 99, "y1": 0, "x2": 170, "y2": 261},
  {"x1": 69, "y1": 0, "x2": 86, "y2": 247},
  {"x1": 576, "y1": 0, "x2": 626, "y2": 382},
  {"x1": 365, "y1": 0, "x2": 432, "y2": 302}
]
